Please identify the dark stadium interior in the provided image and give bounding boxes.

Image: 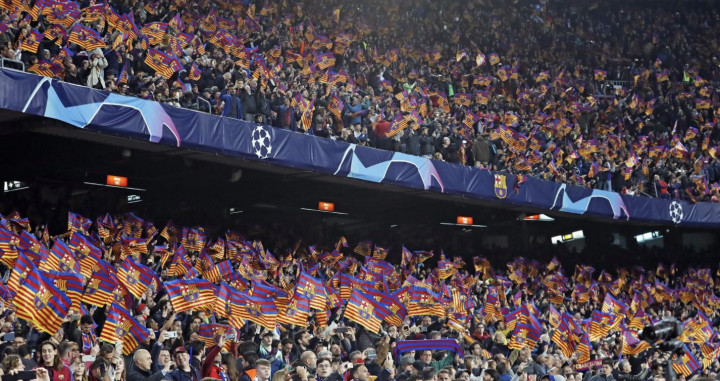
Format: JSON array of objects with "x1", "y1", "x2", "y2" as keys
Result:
[{"x1": 0, "y1": 117, "x2": 713, "y2": 263}]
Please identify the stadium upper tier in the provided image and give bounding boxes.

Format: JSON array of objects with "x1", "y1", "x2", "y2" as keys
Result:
[{"x1": 0, "y1": 0, "x2": 719, "y2": 202}]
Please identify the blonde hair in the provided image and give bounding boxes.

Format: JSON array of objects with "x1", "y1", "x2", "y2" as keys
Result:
[{"x1": 1, "y1": 355, "x2": 22, "y2": 373}]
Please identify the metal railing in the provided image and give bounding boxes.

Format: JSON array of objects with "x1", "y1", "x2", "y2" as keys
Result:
[
  {"x1": 0, "y1": 58, "x2": 24, "y2": 72},
  {"x1": 197, "y1": 97, "x2": 212, "y2": 114}
]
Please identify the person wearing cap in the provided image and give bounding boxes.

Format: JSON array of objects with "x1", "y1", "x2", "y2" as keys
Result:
[
  {"x1": 398, "y1": 356, "x2": 417, "y2": 376},
  {"x1": 258, "y1": 331, "x2": 277, "y2": 360},
  {"x1": 169, "y1": 346, "x2": 200, "y2": 381},
  {"x1": 136, "y1": 304, "x2": 150, "y2": 320}
]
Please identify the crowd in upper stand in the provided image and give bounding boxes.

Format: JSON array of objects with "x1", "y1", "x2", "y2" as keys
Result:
[{"x1": 1, "y1": 0, "x2": 720, "y2": 200}]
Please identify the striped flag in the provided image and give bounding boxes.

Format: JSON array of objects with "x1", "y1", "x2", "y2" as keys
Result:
[
  {"x1": 407, "y1": 287, "x2": 445, "y2": 317},
  {"x1": 622, "y1": 330, "x2": 651, "y2": 355},
  {"x1": 394, "y1": 339, "x2": 464, "y2": 357},
  {"x1": 344, "y1": 289, "x2": 384, "y2": 333},
  {"x1": 229, "y1": 290, "x2": 277, "y2": 330},
  {"x1": 168, "y1": 244, "x2": 193, "y2": 276},
  {"x1": 672, "y1": 344, "x2": 700, "y2": 376},
  {"x1": 100, "y1": 303, "x2": 149, "y2": 355},
  {"x1": 68, "y1": 24, "x2": 105, "y2": 50},
  {"x1": 82, "y1": 260, "x2": 119, "y2": 307},
  {"x1": 277, "y1": 296, "x2": 311, "y2": 327},
  {"x1": 551, "y1": 316, "x2": 577, "y2": 357},
  {"x1": 0, "y1": 227, "x2": 20, "y2": 267},
  {"x1": 164, "y1": 279, "x2": 215, "y2": 313},
  {"x1": 204, "y1": 260, "x2": 234, "y2": 283},
  {"x1": 117, "y1": 257, "x2": 155, "y2": 298},
  {"x1": 197, "y1": 324, "x2": 235, "y2": 348},
  {"x1": 67, "y1": 212, "x2": 92, "y2": 234},
  {"x1": 41, "y1": 239, "x2": 80, "y2": 274},
  {"x1": 20, "y1": 29, "x2": 43, "y2": 53},
  {"x1": 18, "y1": 230, "x2": 46, "y2": 264},
  {"x1": 589, "y1": 310, "x2": 620, "y2": 341},
  {"x1": 294, "y1": 271, "x2": 327, "y2": 310},
  {"x1": 8, "y1": 252, "x2": 37, "y2": 293},
  {"x1": 14, "y1": 268, "x2": 71, "y2": 334},
  {"x1": 42, "y1": 270, "x2": 83, "y2": 312}
]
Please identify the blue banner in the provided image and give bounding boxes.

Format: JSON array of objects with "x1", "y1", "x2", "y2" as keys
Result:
[{"x1": 2, "y1": 68, "x2": 719, "y2": 227}]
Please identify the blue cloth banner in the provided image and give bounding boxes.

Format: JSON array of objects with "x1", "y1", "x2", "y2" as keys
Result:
[{"x1": 1, "y1": 68, "x2": 719, "y2": 227}]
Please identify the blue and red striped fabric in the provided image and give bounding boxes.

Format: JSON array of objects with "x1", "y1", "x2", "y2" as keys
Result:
[{"x1": 394, "y1": 339, "x2": 464, "y2": 357}]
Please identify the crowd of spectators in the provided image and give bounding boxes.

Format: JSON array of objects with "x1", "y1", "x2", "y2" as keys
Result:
[
  {"x1": 1, "y1": 0, "x2": 720, "y2": 201},
  {"x1": 0, "y1": 209, "x2": 719, "y2": 381}
]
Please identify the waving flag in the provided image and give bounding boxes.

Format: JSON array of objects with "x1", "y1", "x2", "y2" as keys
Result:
[
  {"x1": 189, "y1": 62, "x2": 202, "y2": 81},
  {"x1": 145, "y1": 49, "x2": 182, "y2": 79},
  {"x1": 589, "y1": 310, "x2": 620, "y2": 341},
  {"x1": 68, "y1": 24, "x2": 105, "y2": 50},
  {"x1": 41, "y1": 239, "x2": 80, "y2": 274},
  {"x1": 82, "y1": 259, "x2": 119, "y2": 307},
  {"x1": 28, "y1": 59, "x2": 62, "y2": 77},
  {"x1": 164, "y1": 279, "x2": 215, "y2": 313},
  {"x1": 0, "y1": 227, "x2": 20, "y2": 267},
  {"x1": 277, "y1": 296, "x2": 311, "y2": 327},
  {"x1": 182, "y1": 227, "x2": 207, "y2": 252},
  {"x1": 407, "y1": 287, "x2": 445, "y2": 317},
  {"x1": 169, "y1": 244, "x2": 193, "y2": 276},
  {"x1": 43, "y1": 270, "x2": 83, "y2": 311},
  {"x1": 18, "y1": 231, "x2": 46, "y2": 264},
  {"x1": 8, "y1": 252, "x2": 37, "y2": 293},
  {"x1": 117, "y1": 258, "x2": 155, "y2": 298},
  {"x1": 294, "y1": 271, "x2": 327, "y2": 310},
  {"x1": 602, "y1": 293, "x2": 628, "y2": 316},
  {"x1": 197, "y1": 323, "x2": 235, "y2": 347},
  {"x1": 672, "y1": 344, "x2": 700, "y2": 377},
  {"x1": 552, "y1": 316, "x2": 577, "y2": 357},
  {"x1": 344, "y1": 289, "x2": 385, "y2": 333},
  {"x1": 15, "y1": 268, "x2": 71, "y2": 334},
  {"x1": 20, "y1": 29, "x2": 43, "y2": 53},
  {"x1": 204, "y1": 260, "x2": 234, "y2": 283},
  {"x1": 622, "y1": 330, "x2": 651, "y2": 355},
  {"x1": 100, "y1": 303, "x2": 149, "y2": 355},
  {"x1": 229, "y1": 291, "x2": 277, "y2": 330}
]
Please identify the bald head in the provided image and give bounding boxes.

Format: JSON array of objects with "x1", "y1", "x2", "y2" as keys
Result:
[
  {"x1": 300, "y1": 350, "x2": 317, "y2": 369},
  {"x1": 134, "y1": 349, "x2": 153, "y2": 371}
]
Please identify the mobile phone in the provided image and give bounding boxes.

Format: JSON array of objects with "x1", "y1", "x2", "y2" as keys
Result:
[
  {"x1": 420, "y1": 326, "x2": 428, "y2": 332},
  {"x1": 166, "y1": 331, "x2": 178, "y2": 339},
  {"x1": 225, "y1": 333, "x2": 235, "y2": 340},
  {"x1": 82, "y1": 355, "x2": 96, "y2": 362},
  {"x1": 3, "y1": 332, "x2": 14, "y2": 341},
  {"x1": 1, "y1": 370, "x2": 37, "y2": 381},
  {"x1": 336, "y1": 328, "x2": 348, "y2": 334},
  {"x1": 367, "y1": 349, "x2": 377, "y2": 360}
]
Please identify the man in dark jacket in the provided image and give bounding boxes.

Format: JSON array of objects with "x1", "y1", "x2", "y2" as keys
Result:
[
  {"x1": 170, "y1": 347, "x2": 201, "y2": 381},
  {"x1": 127, "y1": 349, "x2": 169, "y2": 381}
]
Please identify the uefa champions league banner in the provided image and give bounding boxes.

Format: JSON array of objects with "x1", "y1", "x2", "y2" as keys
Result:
[{"x1": 1, "y1": 68, "x2": 719, "y2": 227}]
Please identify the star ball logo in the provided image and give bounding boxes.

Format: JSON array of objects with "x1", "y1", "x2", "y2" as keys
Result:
[
  {"x1": 251, "y1": 126, "x2": 272, "y2": 159},
  {"x1": 669, "y1": 201, "x2": 683, "y2": 224}
]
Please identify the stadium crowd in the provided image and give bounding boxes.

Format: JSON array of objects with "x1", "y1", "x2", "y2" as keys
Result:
[
  {"x1": 0, "y1": 210, "x2": 717, "y2": 381},
  {"x1": 1, "y1": 0, "x2": 720, "y2": 201}
]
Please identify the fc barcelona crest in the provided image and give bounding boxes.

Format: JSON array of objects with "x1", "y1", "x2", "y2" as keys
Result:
[{"x1": 494, "y1": 174, "x2": 507, "y2": 199}]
